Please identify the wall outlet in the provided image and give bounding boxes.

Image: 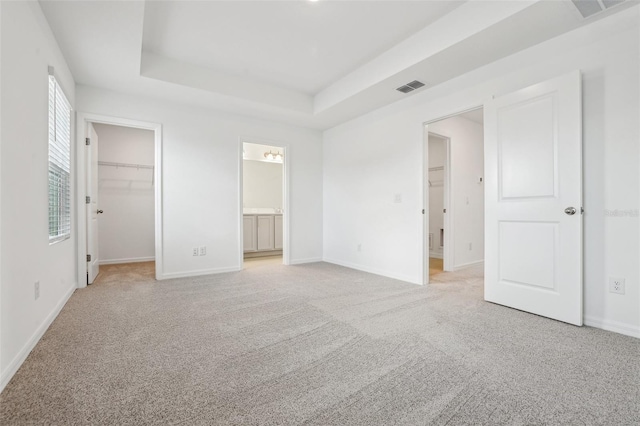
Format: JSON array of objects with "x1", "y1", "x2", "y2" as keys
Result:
[
  {"x1": 394, "y1": 194, "x2": 402, "y2": 203},
  {"x1": 468, "y1": 242, "x2": 472, "y2": 251},
  {"x1": 357, "y1": 243, "x2": 362, "y2": 252},
  {"x1": 609, "y1": 277, "x2": 625, "y2": 294},
  {"x1": 199, "y1": 246, "x2": 207, "y2": 256},
  {"x1": 193, "y1": 248, "x2": 199, "y2": 256},
  {"x1": 34, "y1": 281, "x2": 40, "y2": 300}
]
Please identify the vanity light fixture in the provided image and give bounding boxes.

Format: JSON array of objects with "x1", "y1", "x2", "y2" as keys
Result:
[{"x1": 264, "y1": 150, "x2": 284, "y2": 161}]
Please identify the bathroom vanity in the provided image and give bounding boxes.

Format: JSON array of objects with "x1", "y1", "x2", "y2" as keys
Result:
[{"x1": 243, "y1": 212, "x2": 283, "y2": 257}]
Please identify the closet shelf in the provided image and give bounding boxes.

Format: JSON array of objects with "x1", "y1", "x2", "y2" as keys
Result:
[{"x1": 98, "y1": 161, "x2": 154, "y2": 185}]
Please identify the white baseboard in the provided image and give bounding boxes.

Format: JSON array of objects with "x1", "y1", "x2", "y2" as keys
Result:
[
  {"x1": 429, "y1": 252, "x2": 443, "y2": 259},
  {"x1": 99, "y1": 256, "x2": 155, "y2": 265},
  {"x1": 1, "y1": 283, "x2": 76, "y2": 393},
  {"x1": 453, "y1": 260, "x2": 484, "y2": 271},
  {"x1": 584, "y1": 316, "x2": 640, "y2": 339},
  {"x1": 323, "y1": 257, "x2": 419, "y2": 285},
  {"x1": 289, "y1": 257, "x2": 323, "y2": 265},
  {"x1": 158, "y1": 265, "x2": 241, "y2": 280}
]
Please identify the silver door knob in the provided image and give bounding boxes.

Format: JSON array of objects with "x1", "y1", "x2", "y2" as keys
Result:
[
  {"x1": 564, "y1": 207, "x2": 576, "y2": 215},
  {"x1": 97, "y1": 210, "x2": 104, "y2": 214}
]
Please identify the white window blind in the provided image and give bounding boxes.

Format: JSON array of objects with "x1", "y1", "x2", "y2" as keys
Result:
[{"x1": 48, "y1": 73, "x2": 72, "y2": 244}]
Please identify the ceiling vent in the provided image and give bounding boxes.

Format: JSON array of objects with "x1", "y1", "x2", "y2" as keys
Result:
[
  {"x1": 396, "y1": 80, "x2": 426, "y2": 94},
  {"x1": 571, "y1": 0, "x2": 626, "y2": 18}
]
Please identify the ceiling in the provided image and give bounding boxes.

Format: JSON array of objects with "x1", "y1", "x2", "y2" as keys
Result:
[
  {"x1": 39, "y1": 0, "x2": 634, "y2": 130},
  {"x1": 142, "y1": 1, "x2": 463, "y2": 95}
]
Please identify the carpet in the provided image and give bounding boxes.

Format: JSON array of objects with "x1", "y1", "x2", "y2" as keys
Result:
[{"x1": 1, "y1": 261, "x2": 639, "y2": 425}]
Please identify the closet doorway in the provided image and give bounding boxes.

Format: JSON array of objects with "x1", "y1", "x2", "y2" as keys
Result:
[
  {"x1": 77, "y1": 114, "x2": 162, "y2": 286},
  {"x1": 239, "y1": 141, "x2": 289, "y2": 269},
  {"x1": 427, "y1": 133, "x2": 450, "y2": 278}
]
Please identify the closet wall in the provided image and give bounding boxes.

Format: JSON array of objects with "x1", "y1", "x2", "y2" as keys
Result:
[{"x1": 94, "y1": 123, "x2": 155, "y2": 264}]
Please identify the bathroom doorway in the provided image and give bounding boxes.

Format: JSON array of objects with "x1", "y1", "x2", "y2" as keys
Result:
[{"x1": 240, "y1": 141, "x2": 288, "y2": 269}]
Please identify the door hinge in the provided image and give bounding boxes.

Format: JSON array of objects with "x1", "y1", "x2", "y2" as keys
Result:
[
  {"x1": 422, "y1": 209, "x2": 425, "y2": 214},
  {"x1": 85, "y1": 137, "x2": 91, "y2": 146},
  {"x1": 86, "y1": 196, "x2": 91, "y2": 204},
  {"x1": 87, "y1": 254, "x2": 91, "y2": 262},
  {"x1": 581, "y1": 207, "x2": 584, "y2": 214}
]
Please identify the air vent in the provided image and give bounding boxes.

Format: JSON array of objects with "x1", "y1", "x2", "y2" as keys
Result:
[
  {"x1": 571, "y1": 0, "x2": 626, "y2": 18},
  {"x1": 396, "y1": 80, "x2": 427, "y2": 94},
  {"x1": 396, "y1": 85, "x2": 414, "y2": 93}
]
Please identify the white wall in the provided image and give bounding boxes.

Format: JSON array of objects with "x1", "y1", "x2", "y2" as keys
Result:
[
  {"x1": 323, "y1": 8, "x2": 639, "y2": 337},
  {"x1": 1, "y1": 1, "x2": 77, "y2": 390},
  {"x1": 428, "y1": 136, "x2": 445, "y2": 258},
  {"x1": 77, "y1": 86, "x2": 323, "y2": 277},
  {"x1": 243, "y1": 160, "x2": 283, "y2": 209},
  {"x1": 93, "y1": 123, "x2": 155, "y2": 264},
  {"x1": 429, "y1": 116, "x2": 484, "y2": 269}
]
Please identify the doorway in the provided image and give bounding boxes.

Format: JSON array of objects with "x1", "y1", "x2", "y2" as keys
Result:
[
  {"x1": 423, "y1": 108, "x2": 485, "y2": 285},
  {"x1": 239, "y1": 141, "x2": 289, "y2": 269},
  {"x1": 427, "y1": 133, "x2": 449, "y2": 278},
  {"x1": 76, "y1": 114, "x2": 162, "y2": 286}
]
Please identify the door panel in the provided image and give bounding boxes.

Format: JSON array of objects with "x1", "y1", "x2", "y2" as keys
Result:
[
  {"x1": 86, "y1": 123, "x2": 100, "y2": 284},
  {"x1": 256, "y1": 215, "x2": 274, "y2": 251},
  {"x1": 499, "y1": 221, "x2": 557, "y2": 291},
  {"x1": 485, "y1": 70, "x2": 582, "y2": 326},
  {"x1": 499, "y1": 95, "x2": 557, "y2": 199},
  {"x1": 274, "y1": 215, "x2": 283, "y2": 250},
  {"x1": 243, "y1": 216, "x2": 257, "y2": 252}
]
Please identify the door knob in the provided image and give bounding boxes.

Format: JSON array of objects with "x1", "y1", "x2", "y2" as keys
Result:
[
  {"x1": 564, "y1": 207, "x2": 576, "y2": 215},
  {"x1": 97, "y1": 210, "x2": 104, "y2": 214}
]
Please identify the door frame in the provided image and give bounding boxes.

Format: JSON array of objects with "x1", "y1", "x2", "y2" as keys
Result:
[
  {"x1": 238, "y1": 137, "x2": 291, "y2": 268},
  {"x1": 76, "y1": 113, "x2": 163, "y2": 287},
  {"x1": 422, "y1": 107, "x2": 482, "y2": 285}
]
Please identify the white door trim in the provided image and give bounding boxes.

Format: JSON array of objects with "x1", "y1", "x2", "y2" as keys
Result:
[
  {"x1": 76, "y1": 113, "x2": 163, "y2": 287},
  {"x1": 422, "y1": 107, "x2": 482, "y2": 285},
  {"x1": 238, "y1": 137, "x2": 291, "y2": 269}
]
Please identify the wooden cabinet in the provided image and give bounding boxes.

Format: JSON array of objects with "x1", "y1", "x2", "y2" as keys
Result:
[
  {"x1": 243, "y1": 216, "x2": 257, "y2": 252},
  {"x1": 256, "y1": 215, "x2": 275, "y2": 251},
  {"x1": 243, "y1": 214, "x2": 282, "y2": 254},
  {"x1": 274, "y1": 215, "x2": 283, "y2": 250}
]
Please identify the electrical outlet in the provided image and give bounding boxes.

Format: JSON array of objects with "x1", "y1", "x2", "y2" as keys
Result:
[
  {"x1": 468, "y1": 242, "x2": 472, "y2": 251},
  {"x1": 357, "y1": 244, "x2": 362, "y2": 252},
  {"x1": 199, "y1": 246, "x2": 206, "y2": 256},
  {"x1": 609, "y1": 277, "x2": 625, "y2": 294},
  {"x1": 193, "y1": 248, "x2": 199, "y2": 256},
  {"x1": 394, "y1": 194, "x2": 402, "y2": 203},
  {"x1": 34, "y1": 281, "x2": 40, "y2": 300}
]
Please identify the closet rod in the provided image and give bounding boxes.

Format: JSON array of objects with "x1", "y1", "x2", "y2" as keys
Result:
[
  {"x1": 429, "y1": 166, "x2": 444, "y2": 172},
  {"x1": 98, "y1": 161, "x2": 154, "y2": 170}
]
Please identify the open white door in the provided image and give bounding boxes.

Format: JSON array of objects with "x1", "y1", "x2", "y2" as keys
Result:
[
  {"x1": 484, "y1": 71, "x2": 583, "y2": 325},
  {"x1": 86, "y1": 123, "x2": 100, "y2": 284}
]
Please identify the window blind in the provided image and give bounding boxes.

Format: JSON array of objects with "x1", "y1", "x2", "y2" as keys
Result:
[{"x1": 48, "y1": 74, "x2": 72, "y2": 244}]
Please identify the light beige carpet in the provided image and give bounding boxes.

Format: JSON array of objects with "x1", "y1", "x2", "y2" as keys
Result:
[{"x1": 1, "y1": 262, "x2": 639, "y2": 425}]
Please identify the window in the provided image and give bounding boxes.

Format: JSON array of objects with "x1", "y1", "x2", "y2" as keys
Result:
[{"x1": 48, "y1": 72, "x2": 72, "y2": 244}]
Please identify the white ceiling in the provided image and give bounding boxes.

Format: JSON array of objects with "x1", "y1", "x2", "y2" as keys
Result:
[
  {"x1": 142, "y1": 1, "x2": 463, "y2": 95},
  {"x1": 38, "y1": 0, "x2": 635, "y2": 130}
]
